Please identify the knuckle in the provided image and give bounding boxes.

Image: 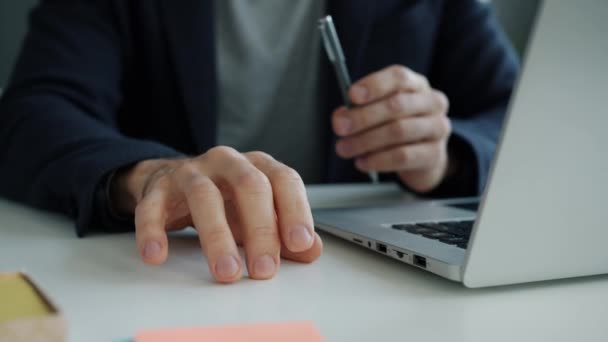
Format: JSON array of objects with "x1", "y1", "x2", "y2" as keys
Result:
[
  {"x1": 246, "y1": 151, "x2": 276, "y2": 170},
  {"x1": 248, "y1": 224, "x2": 279, "y2": 240},
  {"x1": 236, "y1": 168, "x2": 271, "y2": 192},
  {"x1": 391, "y1": 65, "x2": 411, "y2": 84},
  {"x1": 421, "y1": 76, "x2": 431, "y2": 89},
  {"x1": 438, "y1": 116, "x2": 452, "y2": 137},
  {"x1": 246, "y1": 151, "x2": 274, "y2": 162},
  {"x1": 174, "y1": 162, "x2": 199, "y2": 180},
  {"x1": 206, "y1": 145, "x2": 239, "y2": 161},
  {"x1": 432, "y1": 90, "x2": 449, "y2": 112},
  {"x1": 269, "y1": 166, "x2": 302, "y2": 184}
]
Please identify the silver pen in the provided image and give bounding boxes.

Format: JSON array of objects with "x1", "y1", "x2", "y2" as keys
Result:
[{"x1": 319, "y1": 15, "x2": 379, "y2": 184}]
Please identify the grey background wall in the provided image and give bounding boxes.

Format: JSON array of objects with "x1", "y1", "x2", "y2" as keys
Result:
[{"x1": 0, "y1": 0, "x2": 540, "y2": 88}]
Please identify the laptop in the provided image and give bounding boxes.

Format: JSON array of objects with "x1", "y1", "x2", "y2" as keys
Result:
[{"x1": 313, "y1": 1, "x2": 608, "y2": 288}]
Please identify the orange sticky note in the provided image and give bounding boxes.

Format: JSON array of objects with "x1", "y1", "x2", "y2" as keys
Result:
[{"x1": 135, "y1": 321, "x2": 324, "y2": 342}]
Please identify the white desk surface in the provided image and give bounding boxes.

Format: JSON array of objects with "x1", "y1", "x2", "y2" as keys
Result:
[{"x1": 1, "y1": 184, "x2": 607, "y2": 342}]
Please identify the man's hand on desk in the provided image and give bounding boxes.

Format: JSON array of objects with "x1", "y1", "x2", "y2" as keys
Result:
[
  {"x1": 110, "y1": 147, "x2": 323, "y2": 283},
  {"x1": 332, "y1": 65, "x2": 453, "y2": 193}
]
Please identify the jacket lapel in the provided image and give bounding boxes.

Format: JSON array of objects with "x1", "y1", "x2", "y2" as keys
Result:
[
  {"x1": 324, "y1": 0, "x2": 378, "y2": 182},
  {"x1": 160, "y1": 0, "x2": 217, "y2": 152},
  {"x1": 327, "y1": 0, "x2": 378, "y2": 79}
]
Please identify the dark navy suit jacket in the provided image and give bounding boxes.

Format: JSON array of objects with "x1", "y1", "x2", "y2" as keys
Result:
[{"x1": 0, "y1": 0, "x2": 519, "y2": 236}]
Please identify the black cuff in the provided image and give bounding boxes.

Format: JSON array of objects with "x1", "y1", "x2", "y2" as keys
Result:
[
  {"x1": 91, "y1": 169, "x2": 136, "y2": 234},
  {"x1": 426, "y1": 133, "x2": 478, "y2": 198}
]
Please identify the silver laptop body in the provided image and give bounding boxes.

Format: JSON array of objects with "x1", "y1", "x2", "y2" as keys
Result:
[{"x1": 314, "y1": 0, "x2": 608, "y2": 287}]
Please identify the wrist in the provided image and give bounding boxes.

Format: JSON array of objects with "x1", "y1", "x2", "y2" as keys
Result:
[{"x1": 397, "y1": 149, "x2": 450, "y2": 194}]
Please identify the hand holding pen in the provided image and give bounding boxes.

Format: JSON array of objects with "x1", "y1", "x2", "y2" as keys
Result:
[{"x1": 320, "y1": 16, "x2": 453, "y2": 193}]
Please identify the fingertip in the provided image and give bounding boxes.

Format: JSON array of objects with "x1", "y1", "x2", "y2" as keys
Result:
[
  {"x1": 248, "y1": 254, "x2": 280, "y2": 280},
  {"x1": 300, "y1": 233, "x2": 323, "y2": 264},
  {"x1": 140, "y1": 239, "x2": 168, "y2": 265},
  {"x1": 212, "y1": 254, "x2": 243, "y2": 284},
  {"x1": 313, "y1": 233, "x2": 324, "y2": 257},
  {"x1": 335, "y1": 140, "x2": 353, "y2": 158},
  {"x1": 285, "y1": 225, "x2": 315, "y2": 253},
  {"x1": 308, "y1": 233, "x2": 323, "y2": 263},
  {"x1": 281, "y1": 233, "x2": 323, "y2": 264}
]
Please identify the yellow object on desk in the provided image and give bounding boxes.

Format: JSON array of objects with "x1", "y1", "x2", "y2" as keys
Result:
[
  {"x1": 0, "y1": 273, "x2": 52, "y2": 321},
  {"x1": 0, "y1": 272, "x2": 66, "y2": 342}
]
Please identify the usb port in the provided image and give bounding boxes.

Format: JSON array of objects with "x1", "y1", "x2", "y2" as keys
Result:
[
  {"x1": 376, "y1": 243, "x2": 387, "y2": 254},
  {"x1": 353, "y1": 238, "x2": 363, "y2": 244},
  {"x1": 413, "y1": 255, "x2": 427, "y2": 268}
]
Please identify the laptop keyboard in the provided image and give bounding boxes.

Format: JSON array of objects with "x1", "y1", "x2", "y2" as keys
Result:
[{"x1": 391, "y1": 220, "x2": 475, "y2": 249}]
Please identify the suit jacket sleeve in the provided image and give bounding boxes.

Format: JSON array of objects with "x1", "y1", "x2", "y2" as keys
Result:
[
  {"x1": 425, "y1": 0, "x2": 520, "y2": 197},
  {"x1": 0, "y1": 1, "x2": 181, "y2": 236}
]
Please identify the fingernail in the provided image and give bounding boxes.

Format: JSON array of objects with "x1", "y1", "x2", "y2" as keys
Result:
[
  {"x1": 254, "y1": 255, "x2": 276, "y2": 278},
  {"x1": 143, "y1": 241, "x2": 162, "y2": 258},
  {"x1": 215, "y1": 255, "x2": 240, "y2": 279},
  {"x1": 336, "y1": 141, "x2": 353, "y2": 157},
  {"x1": 290, "y1": 225, "x2": 313, "y2": 250},
  {"x1": 351, "y1": 85, "x2": 369, "y2": 102},
  {"x1": 335, "y1": 117, "x2": 352, "y2": 135},
  {"x1": 356, "y1": 158, "x2": 368, "y2": 170}
]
